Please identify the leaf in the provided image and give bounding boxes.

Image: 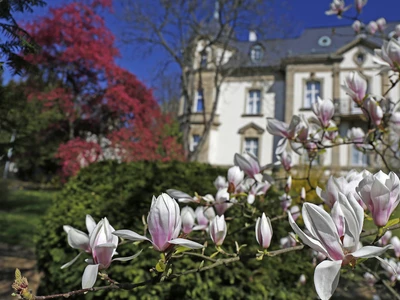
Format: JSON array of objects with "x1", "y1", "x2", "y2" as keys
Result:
[
  {"x1": 174, "y1": 246, "x2": 191, "y2": 255},
  {"x1": 384, "y1": 218, "x2": 400, "y2": 229},
  {"x1": 155, "y1": 260, "x2": 166, "y2": 273}
]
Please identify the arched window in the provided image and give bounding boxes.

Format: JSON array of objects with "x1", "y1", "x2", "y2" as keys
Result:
[{"x1": 250, "y1": 45, "x2": 263, "y2": 63}]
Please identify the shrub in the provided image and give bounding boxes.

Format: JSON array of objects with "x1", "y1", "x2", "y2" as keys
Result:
[{"x1": 36, "y1": 161, "x2": 315, "y2": 299}]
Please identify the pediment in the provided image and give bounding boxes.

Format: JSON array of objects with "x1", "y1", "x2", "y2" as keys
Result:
[
  {"x1": 335, "y1": 37, "x2": 380, "y2": 55},
  {"x1": 238, "y1": 122, "x2": 264, "y2": 134}
]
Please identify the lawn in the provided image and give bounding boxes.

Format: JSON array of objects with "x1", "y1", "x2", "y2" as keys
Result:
[{"x1": 0, "y1": 187, "x2": 57, "y2": 249}]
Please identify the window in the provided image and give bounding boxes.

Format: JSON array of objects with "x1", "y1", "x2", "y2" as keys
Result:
[
  {"x1": 304, "y1": 80, "x2": 321, "y2": 108},
  {"x1": 250, "y1": 45, "x2": 263, "y2": 63},
  {"x1": 246, "y1": 90, "x2": 261, "y2": 114},
  {"x1": 244, "y1": 138, "x2": 259, "y2": 158},
  {"x1": 191, "y1": 135, "x2": 201, "y2": 152},
  {"x1": 195, "y1": 90, "x2": 204, "y2": 112},
  {"x1": 351, "y1": 145, "x2": 368, "y2": 166},
  {"x1": 200, "y1": 51, "x2": 207, "y2": 68}
]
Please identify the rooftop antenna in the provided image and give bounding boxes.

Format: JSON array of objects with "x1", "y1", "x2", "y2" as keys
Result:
[{"x1": 214, "y1": 0, "x2": 220, "y2": 20}]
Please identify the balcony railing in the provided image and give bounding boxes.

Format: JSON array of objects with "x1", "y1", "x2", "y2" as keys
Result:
[{"x1": 333, "y1": 98, "x2": 363, "y2": 116}]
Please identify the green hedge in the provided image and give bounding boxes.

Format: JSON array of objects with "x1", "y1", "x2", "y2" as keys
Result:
[{"x1": 36, "y1": 161, "x2": 315, "y2": 299}]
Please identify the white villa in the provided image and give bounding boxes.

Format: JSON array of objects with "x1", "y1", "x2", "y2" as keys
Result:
[{"x1": 179, "y1": 23, "x2": 400, "y2": 170}]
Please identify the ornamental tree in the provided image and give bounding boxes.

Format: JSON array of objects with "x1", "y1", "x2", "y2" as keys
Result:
[{"x1": 22, "y1": 0, "x2": 182, "y2": 178}]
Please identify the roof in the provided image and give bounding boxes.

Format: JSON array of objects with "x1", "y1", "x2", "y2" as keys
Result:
[{"x1": 222, "y1": 22, "x2": 399, "y2": 69}]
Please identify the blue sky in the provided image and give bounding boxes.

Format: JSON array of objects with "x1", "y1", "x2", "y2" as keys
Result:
[{"x1": 9, "y1": 0, "x2": 400, "y2": 91}]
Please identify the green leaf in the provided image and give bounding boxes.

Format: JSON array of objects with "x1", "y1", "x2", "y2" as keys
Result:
[
  {"x1": 384, "y1": 218, "x2": 400, "y2": 229},
  {"x1": 155, "y1": 260, "x2": 166, "y2": 273},
  {"x1": 174, "y1": 246, "x2": 191, "y2": 255}
]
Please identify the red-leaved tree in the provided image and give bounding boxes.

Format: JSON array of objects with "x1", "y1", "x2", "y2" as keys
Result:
[{"x1": 23, "y1": 0, "x2": 183, "y2": 178}]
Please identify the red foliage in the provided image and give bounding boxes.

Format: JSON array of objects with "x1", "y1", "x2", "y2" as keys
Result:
[{"x1": 24, "y1": 0, "x2": 183, "y2": 178}]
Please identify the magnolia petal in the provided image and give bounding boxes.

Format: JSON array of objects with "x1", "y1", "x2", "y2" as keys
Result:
[
  {"x1": 112, "y1": 230, "x2": 151, "y2": 242},
  {"x1": 192, "y1": 224, "x2": 208, "y2": 231},
  {"x1": 167, "y1": 189, "x2": 196, "y2": 203},
  {"x1": 85, "y1": 258, "x2": 94, "y2": 264},
  {"x1": 112, "y1": 249, "x2": 143, "y2": 262},
  {"x1": 61, "y1": 252, "x2": 83, "y2": 269},
  {"x1": 86, "y1": 215, "x2": 97, "y2": 235},
  {"x1": 275, "y1": 138, "x2": 288, "y2": 155},
  {"x1": 352, "y1": 245, "x2": 393, "y2": 258},
  {"x1": 68, "y1": 228, "x2": 90, "y2": 251},
  {"x1": 169, "y1": 238, "x2": 204, "y2": 249},
  {"x1": 288, "y1": 212, "x2": 330, "y2": 258},
  {"x1": 63, "y1": 225, "x2": 73, "y2": 233},
  {"x1": 82, "y1": 264, "x2": 99, "y2": 289},
  {"x1": 302, "y1": 203, "x2": 344, "y2": 260},
  {"x1": 314, "y1": 260, "x2": 342, "y2": 300}
]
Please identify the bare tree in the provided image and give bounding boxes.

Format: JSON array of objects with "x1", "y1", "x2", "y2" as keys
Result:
[{"x1": 117, "y1": 0, "x2": 291, "y2": 161}]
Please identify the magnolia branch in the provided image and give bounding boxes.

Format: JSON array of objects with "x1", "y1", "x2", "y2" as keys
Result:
[{"x1": 24, "y1": 245, "x2": 304, "y2": 300}]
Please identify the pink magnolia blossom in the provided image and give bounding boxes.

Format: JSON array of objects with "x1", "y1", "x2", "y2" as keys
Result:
[
  {"x1": 357, "y1": 171, "x2": 400, "y2": 226},
  {"x1": 378, "y1": 230, "x2": 392, "y2": 246},
  {"x1": 341, "y1": 72, "x2": 367, "y2": 105},
  {"x1": 391, "y1": 236, "x2": 400, "y2": 258},
  {"x1": 289, "y1": 197, "x2": 392, "y2": 300},
  {"x1": 325, "y1": 0, "x2": 350, "y2": 17},
  {"x1": 234, "y1": 152, "x2": 263, "y2": 182},
  {"x1": 209, "y1": 215, "x2": 227, "y2": 246},
  {"x1": 312, "y1": 97, "x2": 335, "y2": 128},
  {"x1": 354, "y1": 0, "x2": 367, "y2": 13},
  {"x1": 193, "y1": 206, "x2": 215, "y2": 231},
  {"x1": 374, "y1": 39, "x2": 400, "y2": 72},
  {"x1": 376, "y1": 18, "x2": 386, "y2": 32},
  {"x1": 114, "y1": 194, "x2": 203, "y2": 252},
  {"x1": 181, "y1": 206, "x2": 196, "y2": 234},
  {"x1": 367, "y1": 21, "x2": 378, "y2": 35},
  {"x1": 255, "y1": 213, "x2": 273, "y2": 249},
  {"x1": 352, "y1": 20, "x2": 361, "y2": 34},
  {"x1": 277, "y1": 150, "x2": 292, "y2": 172},
  {"x1": 227, "y1": 166, "x2": 244, "y2": 192},
  {"x1": 364, "y1": 98, "x2": 383, "y2": 126},
  {"x1": 62, "y1": 216, "x2": 141, "y2": 289}
]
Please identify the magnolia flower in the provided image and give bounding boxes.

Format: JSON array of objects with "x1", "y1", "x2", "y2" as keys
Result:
[
  {"x1": 354, "y1": 0, "x2": 367, "y2": 13},
  {"x1": 113, "y1": 194, "x2": 203, "y2": 252},
  {"x1": 298, "y1": 274, "x2": 306, "y2": 285},
  {"x1": 290, "y1": 205, "x2": 300, "y2": 222},
  {"x1": 193, "y1": 206, "x2": 214, "y2": 230},
  {"x1": 312, "y1": 97, "x2": 335, "y2": 128},
  {"x1": 376, "y1": 18, "x2": 386, "y2": 32},
  {"x1": 364, "y1": 98, "x2": 383, "y2": 126},
  {"x1": 280, "y1": 234, "x2": 296, "y2": 249},
  {"x1": 378, "y1": 230, "x2": 392, "y2": 246},
  {"x1": 391, "y1": 236, "x2": 400, "y2": 258},
  {"x1": 266, "y1": 115, "x2": 300, "y2": 140},
  {"x1": 214, "y1": 188, "x2": 233, "y2": 216},
  {"x1": 300, "y1": 187, "x2": 306, "y2": 201},
  {"x1": 367, "y1": 21, "x2": 378, "y2": 35},
  {"x1": 352, "y1": 20, "x2": 361, "y2": 34},
  {"x1": 227, "y1": 166, "x2": 244, "y2": 192},
  {"x1": 181, "y1": 206, "x2": 196, "y2": 234},
  {"x1": 209, "y1": 215, "x2": 227, "y2": 246},
  {"x1": 325, "y1": 0, "x2": 350, "y2": 17},
  {"x1": 341, "y1": 72, "x2": 367, "y2": 105},
  {"x1": 316, "y1": 175, "x2": 347, "y2": 208},
  {"x1": 280, "y1": 193, "x2": 292, "y2": 212},
  {"x1": 374, "y1": 39, "x2": 400, "y2": 72},
  {"x1": 363, "y1": 272, "x2": 376, "y2": 287},
  {"x1": 277, "y1": 150, "x2": 292, "y2": 172},
  {"x1": 247, "y1": 180, "x2": 271, "y2": 205},
  {"x1": 167, "y1": 189, "x2": 199, "y2": 203},
  {"x1": 357, "y1": 171, "x2": 400, "y2": 226},
  {"x1": 62, "y1": 216, "x2": 140, "y2": 289},
  {"x1": 214, "y1": 176, "x2": 228, "y2": 190},
  {"x1": 285, "y1": 176, "x2": 292, "y2": 193},
  {"x1": 234, "y1": 152, "x2": 263, "y2": 182},
  {"x1": 289, "y1": 196, "x2": 392, "y2": 300},
  {"x1": 381, "y1": 258, "x2": 400, "y2": 282},
  {"x1": 347, "y1": 127, "x2": 365, "y2": 146},
  {"x1": 255, "y1": 213, "x2": 273, "y2": 249}
]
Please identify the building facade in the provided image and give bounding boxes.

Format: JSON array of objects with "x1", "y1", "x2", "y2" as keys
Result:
[{"x1": 179, "y1": 24, "x2": 399, "y2": 169}]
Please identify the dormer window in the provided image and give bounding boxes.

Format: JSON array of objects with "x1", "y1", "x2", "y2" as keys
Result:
[{"x1": 250, "y1": 45, "x2": 263, "y2": 63}]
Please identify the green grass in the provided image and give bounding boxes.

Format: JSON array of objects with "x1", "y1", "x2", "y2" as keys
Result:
[{"x1": 0, "y1": 189, "x2": 57, "y2": 248}]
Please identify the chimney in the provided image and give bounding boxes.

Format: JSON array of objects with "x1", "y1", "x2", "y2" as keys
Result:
[{"x1": 249, "y1": 30, "x2": 257, "y2": 42}]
